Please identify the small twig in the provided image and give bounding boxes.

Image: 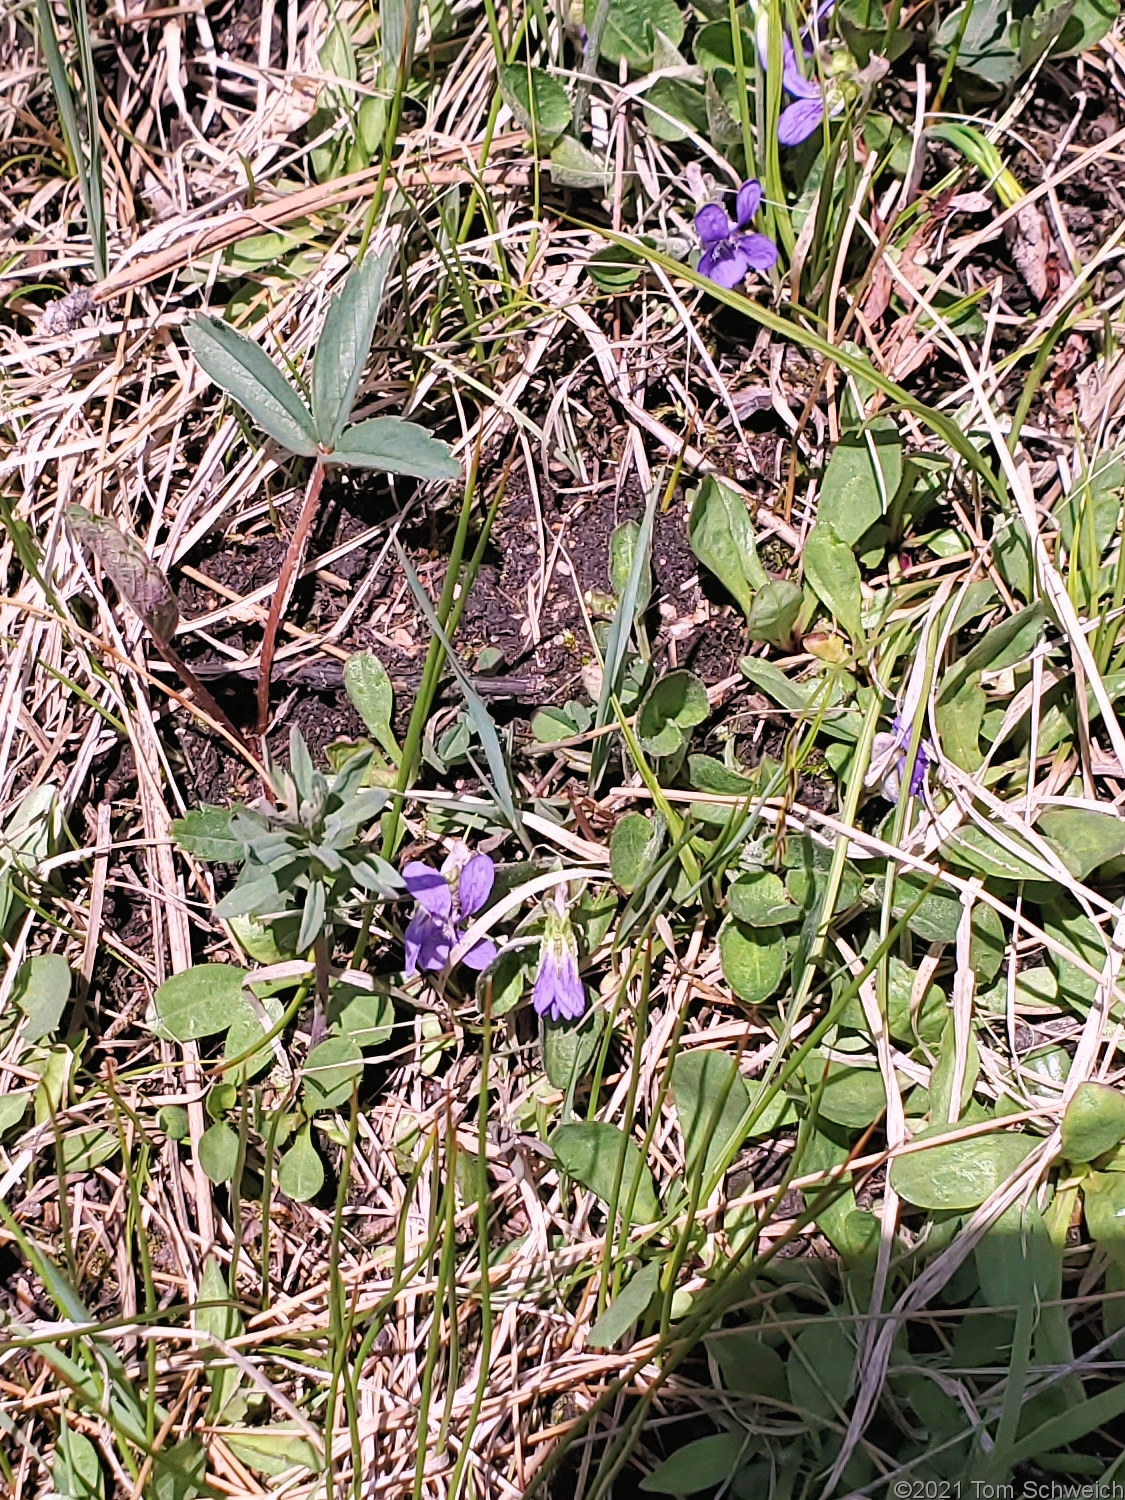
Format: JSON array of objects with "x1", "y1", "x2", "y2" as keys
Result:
[{"x1": 257, "y1": 455, "x2": 326, "y2": 742}]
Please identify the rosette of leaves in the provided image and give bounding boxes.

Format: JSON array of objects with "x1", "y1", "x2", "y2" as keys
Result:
[{"x1": 173, "y1": 727, "x2": 401, "y2": 963}]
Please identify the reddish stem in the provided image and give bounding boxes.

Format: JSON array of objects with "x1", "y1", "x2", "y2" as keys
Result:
[{"x1": 257, "y1": 456, "x2": 326, "y2": 742}]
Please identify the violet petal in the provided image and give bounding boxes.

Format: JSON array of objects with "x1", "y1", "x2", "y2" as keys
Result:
[
  {"x1": 694, "y1": 203, "x2": 733, "y2": 247},
  {"x1": 461, "y1": 936, "x2": 498, "y2": 971},
  {"x1": 701, "y1": 240, "x2": 752, "y2": 289},
  {"x1": 782, "y1": 36, "x2": 823, "y2": 98},
  {"x1": 402, "y1": 861, "x2": 452, "y2": 920},
  {"x1": 458, "y1": 854, "x2": 495, "y2": 918},
  {"x1": 736, "y1": 233, "x2": 779, "y2": 272},
  {"x1": 779, "y1": 96, "x2": 826, "y2": 146},
  {"x1": 405, "y1": 909, "x2": 451, "y2": 974},
  {"x1": 735, "y1": 179, "x2": 763, "y2": 229}
]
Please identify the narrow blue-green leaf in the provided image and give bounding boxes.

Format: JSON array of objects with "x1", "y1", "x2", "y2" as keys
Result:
[
  {"x1": 592, "y1": 479, "x2": 658, "y2": 784},
  {"x1": 184, "y1": 316, "x2": 317, "y2": 456},
  {"x1": 311, "y1": 247, "x2": 394, "y2": 447},
  {"x1": 330, "y1": 416, "x2": 460, "y2": 479},
  {"x1": 393, "y1": 540, "x2": 526, "y2": 844}
]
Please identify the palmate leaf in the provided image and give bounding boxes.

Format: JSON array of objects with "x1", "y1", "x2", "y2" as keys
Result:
[
  {"x1": 311, "y1": 247, "x2": 395, "y2": 448},
  {"x1": 330, "y1": 416, "x2": 460, "y2": 479},
  {"x1": 184, "y1": 316, "x2": 318, "y2": 456}
]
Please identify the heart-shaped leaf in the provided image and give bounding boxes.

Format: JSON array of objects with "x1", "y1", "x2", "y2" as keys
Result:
[
  {"x1": 636, "y1": 670, "x2": 709, "y2": 757},
  {"x1": 1062, "y1": 1082, "x2": 1125, "y2": 1163},
  {"x1": 671, "y1": 1049, "x2": 751, "y2": 1183},
  {"x1": 199, "y1": 1121, "x2": 240, "y2": 1183},
  {"x1": 719, "y1": 919, "x2": 785, "y2": 1004}
]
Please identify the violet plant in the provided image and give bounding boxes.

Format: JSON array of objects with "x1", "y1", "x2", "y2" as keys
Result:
[{"x1": 532, "y1": 890, "x2": 585, "y2": 1023}]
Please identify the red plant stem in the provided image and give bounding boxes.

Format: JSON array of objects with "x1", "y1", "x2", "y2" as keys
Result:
[{"x1": 257, "y1": 455, "x2": 326, "y2": 742}]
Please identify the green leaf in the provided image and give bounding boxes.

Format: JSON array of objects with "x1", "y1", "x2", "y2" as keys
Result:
[
  {"x1": 804, "y1": 1056, "x2": 889, "y2": 1129},
  {"x1": 610, "y1": 811, "x2": 663, "y2": 893},
  {"x1": 59, "y1": 1126, "x2": 120, "y2": 1173},
  {"x1": 594, "y1": 0, "x2": 685, "y2": 68},
  {"x1": 1037, "y1": 805, "x2": 1125, "y2": 882},
  {"x1": 746, "y1": 579, "x2": 803, "y2": 647},
  {"x1": 609, "y1": 519, "x2": 652, "y2": 618},
  {"x1": 671, "y1": 1049, "x2": 751, "y2": 1183},
  {"x1": 16, "y1": 952, "x2": 71, "y2": 1043},
  {"x1": 498, "y1": 63, "x2": 572, "y2": 142},
  {"x1": 184, "y1": 316, "x2": 317, "y2": 456},
  {"x1": 223, "y1": 996, "x2": 283, "y2": 1084},
  {"x1": 171, "y1": 806, "x2": 244, "y2": 861},
  {"x1": 332, "y1": 985, "x2": 394, "y2": 1049},
  {"x1": 709, "y1": 1332, "x2": 787, "y2": 1398},
  {"x1": 587, "y1": 1260, "x2": 662, "y2": 1350},
  {"x1": 302, "y1": 1036, "x2": 363, "y2": 1112},
  {"x1": 159, "y1": 1105, "x2": 190, "y2": 1141},
  {"x1": 330, "y1": 417, "x2": 461, "y2": 479},
  {"x1": 278, "y1": 1127, "x2": 324, "y2": 1201},
  {"x1": 587, "y1": 241, "x2": 645, "y2": 293},
  {"x1": 197, "y1": 1255, "x2": 240, "y2": 1343},
  {"x1": 687, "y1": 755, "x2": 754, "y2": 794},
  {"x1": 1062, "y1": 1082, "x2": 1125, "y2": 1163},
  {"x1": 548, "y1": 135, "x2": 614, "y2": 190},
  {"x1": 803, "y1": 522, "x2": 863, "y2": 642},
  {"x1": 543, "y1": 1006, "x2": 603, "y2": 1091},
  {"x1": 154, "y1": 965, "x2": 252, "y2": 1042},
  {"x1": 889, "y1": 1129, "x2": 1037, "y2": 1211},
  {"x1": 640, "y1": 1433, "x2": 744, "y2": 1494},
  {"x1": 225, "y1": 1426, "x2": 321, "y2": 1477},
  {"x1": 816, "y1": 419, "x2": 902, "y2": 546},
  {"x1": 311, "y1": 247, "x2": 394, "y2": 448},
  {"x1": 296, "y1": 879, "x2": 327, "y2": 955},
  {"x1": 343, "y1": 651, "x2": 401, "y2": 760},
  {"x1": 1052, "y1": 0, "x2": 1116, "y2": 52},
  {"x1": 787, "y1": 1321, "x2": 855, "y2": 1421},
  {"x1": 929, "y1": 1014, "x2": 979, "y2": 1125},
  {"x1": 688, "y1": 476, "x2": 765, "y2": 617},
  {"x1": 636, "y1": 670, "x2": 709, "y2": 757},
  {"x1": 53, "y1": 1425, "x2": 103, "y2": 1500},
  {"x1": 152, "y1": 1439, "x2": 206, "y2": 1500},
  {"x1": 738, "y1": 657, "x2": 811, "y2": 712},
  {"x1": 719, "y1": 919, "x2": 785, "y2": 1004},
  {"x1": 1084, "y1": 1172, "x2": 1125, "y2": 1263},
  {"x1": 199, "y1": 1121, "x2": 239, "y2": 1183},
  {"x1": 552, "y1": 1121, "x2": 660, "y2": 1223},
  {"x1": 727, "y1": 872, "x2": 797, "y2": 926},
  {"x1": 940, "y1": 822, "x2": 1050, "y2": 882}
]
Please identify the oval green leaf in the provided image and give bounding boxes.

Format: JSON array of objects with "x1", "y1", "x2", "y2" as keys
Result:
[
  {"x1": 199, "y1": 1121, "x2": 240, "y2": 1183},
  {"x1": 552, "y1": 1120, "x2": 660, "y2": 1224},
  {"x1": 1062, "y1": 1082, "x2": 1125, "y2": 1164},
  {"x1": 278, "y1": 1128, "x2": 324, "y2": 1202},
  {"x1": 889, "y1": 1130, "x2": 1038, "y2": 1211},
  {"x1": 719, "y1": 919, "x2": 785, "y2": 1005}
]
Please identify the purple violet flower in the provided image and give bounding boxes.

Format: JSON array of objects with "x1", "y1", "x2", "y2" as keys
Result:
[
  {"x1": 871, "y1": 716, "x2": 930, "y2": 802},
  {"x1": 755, "y1": 0, "x2": 846, "y2": 147},
  {"x1": 403, "y1": 846, "x2": 498, "y2": 975},
  {"x1": 533, "y1": 892, "x2": 585, "y2": 1024},
  {"x1": 694, "y1": 180, "x2": 778, "y2": 289},
  {"x1": 779, "y1": 38, "x2": 829, "y2": 146}
]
